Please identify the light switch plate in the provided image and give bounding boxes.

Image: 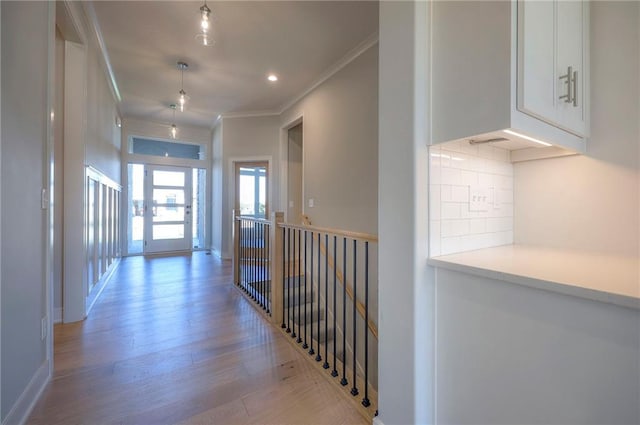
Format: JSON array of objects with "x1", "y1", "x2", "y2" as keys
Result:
[
  {"x1": 308, "y1": 198, "x2": 314, "y2": 208},
  {"x1": 469, "y1": 185, "x2": 489, "y2": 212}
]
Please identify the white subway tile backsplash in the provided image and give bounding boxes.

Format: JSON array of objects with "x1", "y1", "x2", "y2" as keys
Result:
[
  {"x1": 430, "y1": 185, "x2": 441, "y2": 220},
  {"x1": 469, "y1": 218, "x2": 486, "y2": 234},
  {"x1": 442, "y1": 167, "x2": 462, "y2": 185},
  {"x1": 442, "y1": 202, "x2": 461, "y2": 219},
  {"x1": 460, "y1": 170, "x2": 478, "y2": 186},
  {"x1": 441, "y1": 185, "x2": 453, "y2": 202},
  {"x1": 451, "y1": 185, "x2": 469, "y2": 203},
  {"x1": 430, "y1": 141, "x2": 513, "y2": 256}
]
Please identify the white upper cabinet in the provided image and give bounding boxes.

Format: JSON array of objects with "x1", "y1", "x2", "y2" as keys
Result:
[
  {"x1": 430, "y1": 0, "x2": 589, "y2": 160},
  {"x1": 518, "y1": 0, "x2": 588, "y2": 137}
]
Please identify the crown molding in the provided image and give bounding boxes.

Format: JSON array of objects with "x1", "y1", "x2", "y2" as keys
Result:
[
  {"x1": 83, "y1": 1, "x2": 122, "y2": 107},
  {"x1": 221, "y1": 110, "x2": 281, "y2": 119},
  {"x1": 277, "y1": 31, "x2": 379, "y2": 114}
]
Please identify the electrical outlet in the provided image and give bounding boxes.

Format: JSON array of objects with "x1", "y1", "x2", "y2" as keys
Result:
[{"x1": 41, "y1": 316, "x2": 47, "y2": 340}]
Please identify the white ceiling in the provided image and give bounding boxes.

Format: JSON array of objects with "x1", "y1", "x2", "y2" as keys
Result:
[{"x1": 91, "y1": 1, "x2": 379, "y2": 129}]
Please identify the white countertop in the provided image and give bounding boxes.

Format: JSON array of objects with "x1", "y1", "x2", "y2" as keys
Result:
[{"x1": 429, "y1": 245, "x2": 640, "y2": 310}]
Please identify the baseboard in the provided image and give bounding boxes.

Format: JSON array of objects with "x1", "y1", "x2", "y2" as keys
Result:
[
  {"x1": 1, "y1": 360, "x2": 50, "y2": 425},
  {"x1": 86, "y1": 258, "x2": 120, "y2": 316},
  {"x1": 53, "y1": 307, "x2": 62, "y2": 324},
  {"x1": 372, "y1": 416, "x2": 384, "y2": 425}
]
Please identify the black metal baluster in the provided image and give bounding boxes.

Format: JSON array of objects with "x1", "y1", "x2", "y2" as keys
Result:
[
  {"x1": 315, "y1": 232, "x2": 322, "y2": 362},
  {"x1": 296, "y1": 228, "x2": 302, "y2": 343},
  {"x1": 281, "y1": 227, "x2": 286, "y2": 329},
  {"x1": 351, "y1": 239, "x2": 358, "y2": 396},
  {"x1": 266, "y1": 223, "x2": 270, "y2": 313},
  {"x1": 362, "y1": 241, "x2": 371, "y2": 408},
  {"x1": 291, "y1": 228, "x2": 297, "y2": 339},
  {"x1": 322, "y1": 233, "x2": 329, "y2": 369},
  {"x1": 331, "y1": 235, "x2": 338, "y2": 378},
  {"x1": 309, "y1": 232, "x2": 314, "y2": 355},
  {"x1": 303, "y1": 230, "x2": 308, "y2": 349},
  {"x1": 239, "y1": 220, "x2": 242, "y2": 290},
  {"x1": 340, "y1": 237, "x2": 348, "y2": 386},
  {"x1": 260, "y1": 223, "x2": 264, "y2": 307},
  {"x1": 254, "y1": 222, "x2": 258, "y2": 302},
  {"x1": 243, "y1": 221, "x2": 247, "y2": 293},
  {"x1": 286, "y1": 227, "x2": 291, "y2": 333}
]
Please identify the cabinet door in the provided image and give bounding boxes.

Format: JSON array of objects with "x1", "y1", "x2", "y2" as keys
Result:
[
  {"x1": 517, "y1": 0, "x2": 556, "y2": 125},
  {"x1": 517, "y1": 0, "x2": 587, "y2": 138},
  {"x1": 556, "y1": 0, "x2": 586, "y2": 136}
]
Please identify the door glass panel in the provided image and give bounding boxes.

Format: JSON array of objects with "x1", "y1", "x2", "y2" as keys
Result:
[
  {"x1": 153, "y1": 206, "x2": 185, "y2": 222},
  {"x1": 153, "y1": 189, "x2": 185, "y2": 205},
  {"x1": 192, "y1": 168, "x2": 206, "y2": 249},
  {"x1": 153, "y1": 170, "x2": 185, "y2": 187},
  {"x1": 239, "y1": 175, "x2": 256, "y2": 215},
  {"x1": 127, "y1": 164, "x2": 144, "y2": 255},
  {"x1": 152, "y1": 224, "x2": 185, "y2": 240}
]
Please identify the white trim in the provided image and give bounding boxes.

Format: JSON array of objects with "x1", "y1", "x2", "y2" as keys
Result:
[
  {"x1": 226, "y1": 155, "x2": 273, "y2": 258},
  {"x1": 218, "y1": 31, "x2": 379, "y2": 121},
  {"x1": 53, "y1": 307, "x2": 63, "y2": 324},
  {"x1": 45, "y1": 0, "x2": 56, "y2": 375},
  {"x1": 1, "y1": 360, "x2": 50, "y2": 425},
  {"x1": 86, "y1": 258, "x2": 120, "y2": 316},
  {"x1": 372, "y1": 417, "x2": 385, "y2": 425},
  {"x1": 279, "y1": 114, "x2": 304, "y2": 222},
  {"x1": 82, "y1": 2, "x2": 122, "y2": 104},
  {"x1": 222, "y1": 110, "x2": 280, "y2": 119},
  {"x1": 278, "y1": 31, "x2": 379, "y2": 114}
]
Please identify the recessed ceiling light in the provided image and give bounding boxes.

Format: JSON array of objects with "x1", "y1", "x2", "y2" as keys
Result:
[{"x1": 267, "y1": 74, "x2": 278, "y2": 82}]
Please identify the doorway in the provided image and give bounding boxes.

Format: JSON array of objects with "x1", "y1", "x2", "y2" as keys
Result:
[
  {"x1": 144, "y1": 165, "x2": 193, "y2": 253},
  {"x1": 287, "y1": 122, "x2": 303, "y2": 224},
  {"x1": 235, "y1": 162, "x2": 268, "y2": 218}
]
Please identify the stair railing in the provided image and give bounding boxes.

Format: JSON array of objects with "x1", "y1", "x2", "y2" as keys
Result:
[
  {"x1": 233, "y1": 210, "x2": 277, "y2": 314},
  {"x1": 232, "y1": 211, "x2": 378, "y2": 414},
  {"x1": 278, "y1": 219, "x2": 378, "y2": 411}
]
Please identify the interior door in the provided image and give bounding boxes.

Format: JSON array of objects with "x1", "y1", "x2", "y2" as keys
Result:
[{"x1": 144, "y1": 165, "x2": 192, "y2": 253}]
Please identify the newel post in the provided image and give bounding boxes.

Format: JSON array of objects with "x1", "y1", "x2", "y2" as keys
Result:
[
  {"x1": 270, "y1": 211, "x2": 284, "y2": 325},
  {"x1": 232, "y1": 209, "x2": 240, "y2": 285}
]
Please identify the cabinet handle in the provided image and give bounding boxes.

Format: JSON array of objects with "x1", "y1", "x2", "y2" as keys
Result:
[
  {"x1": 559, "y1": 66, "x2": 573, "y2": 104},
  {"x1": 572, "y1": 69, "x2": 578, "y2": 107}
]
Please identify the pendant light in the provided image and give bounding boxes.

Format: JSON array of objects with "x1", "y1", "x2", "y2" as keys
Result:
[
  {"x1": 177, "y1": 61, "x2": 189, "y2": 112},
  {"x1": 169, "y1": 104, "x2": 178, "y2": 139},
  {"x1": 196, "y1": 1, "x2": 213, "y2": 46}
]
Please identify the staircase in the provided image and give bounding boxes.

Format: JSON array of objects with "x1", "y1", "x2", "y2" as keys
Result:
[{"x1": 233, "y1": 212, "x2": 378, "y2": 420}]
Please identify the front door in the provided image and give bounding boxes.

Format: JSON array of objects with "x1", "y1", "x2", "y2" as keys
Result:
[{"x1": 144, "y1": 165, "x2": 192, "y2": 253}]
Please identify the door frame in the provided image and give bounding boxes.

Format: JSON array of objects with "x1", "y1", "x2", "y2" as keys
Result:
[
  {"x1": 227, "y1": 155, "x2": 272, "y2": 258},
  {"x1": 279, "y1": 114, "x2": 304, "y2": 223},
  {"x1": 234, "y1": 161, "x2": 269, "y2": 218},
  {"x1": 143, "y1": 164, "x2": 193, "y2": 254}
]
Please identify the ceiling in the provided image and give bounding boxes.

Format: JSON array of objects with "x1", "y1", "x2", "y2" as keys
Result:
[{"x1": 91, "y1": 1, "x2": 379, "y2": 129}]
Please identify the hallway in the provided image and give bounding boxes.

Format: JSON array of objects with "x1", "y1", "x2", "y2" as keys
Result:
[{"x1": 27, "y1": 253, "x2": 367, "y2": 425}]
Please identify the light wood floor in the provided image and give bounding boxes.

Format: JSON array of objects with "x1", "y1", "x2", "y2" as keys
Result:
[{"x1": 27, "y1": 253, "x2": 368, "y2": 425}]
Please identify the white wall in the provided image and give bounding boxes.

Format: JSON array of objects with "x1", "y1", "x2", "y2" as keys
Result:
[
  {"x1": 211, "y1": 121, "x2": 223, "y2": 256},
  {"x1": 84, "y1": 35, "x2": 121, "y2": 184},
  {"x1": 514, "y1": 2, "x2": 639, "y2": 259},
  {"x1": 219, "y1": 115, "x2": 280, "y2": 258},
  {"x1": 1, "y1": 1, "x2": 51, "y2": 421},
  {"x1": 436, "y1": 268, "x2": 640, "y2": 425},
  {"x1": 280, "y1": 45, "x2": 378, "y2": 235},
  {"x1": 378, "y1": 2, "x2": 433, "y2": 424}
]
